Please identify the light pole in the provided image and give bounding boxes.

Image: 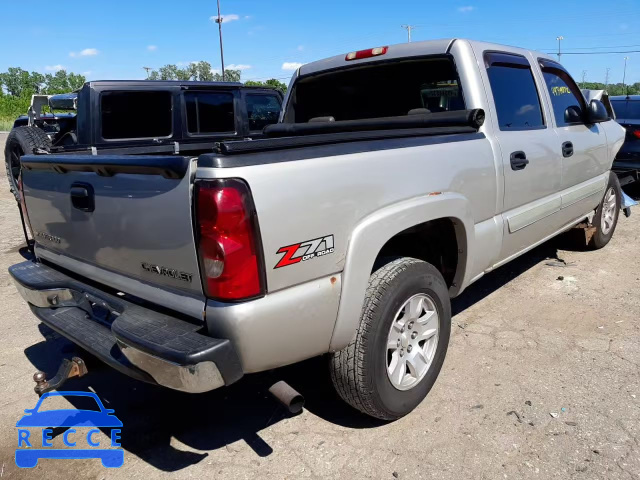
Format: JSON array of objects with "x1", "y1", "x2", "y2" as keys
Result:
[
  {"x1": 556, "y1": 36, "x2": 564, "y2": 61},
  {"x1": 143, "y1": 67, "x2": 152, "y2": 79},
  {"x1": 214, "y1": 0, "x2": 226, "y2": 81},
  {"x1": 623, "y1": 57, "x2": 629, "y2": 96},
  {"x1": 605, "y1": 68, "x2": 610, "y2": 89},
  {"x1": 581, "y1": 70, "x2": 587, "y2": 88}
]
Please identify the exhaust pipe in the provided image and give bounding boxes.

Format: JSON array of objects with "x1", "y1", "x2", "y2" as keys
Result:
[{"x1": 268, "y1": 381, "x2": 305, "y2": 414}]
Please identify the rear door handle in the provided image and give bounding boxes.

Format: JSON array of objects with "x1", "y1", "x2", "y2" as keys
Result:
[
  {"x1": 510, "y1": 151, "x2": 529, "y2": 171},
  {"x1": 70, "y1": 183, "x2": 95, "y2": 212},
  {"x1": 562, "y1": 141, "x2": 574, "y2": 157}
]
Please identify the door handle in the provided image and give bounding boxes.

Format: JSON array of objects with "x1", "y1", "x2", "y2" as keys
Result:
[
  {"x1": 70, "y1": 183, "x2": 95, "y2": 212},
  {"x1": 510, "y1": 151, "x2": 529, "y2": 171},
  {"x1": 562, "y1": 141, "x2": 574, "y2": 158}
]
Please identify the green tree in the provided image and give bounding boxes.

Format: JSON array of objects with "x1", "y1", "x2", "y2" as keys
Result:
[
  {"x1": 147, "y1": 62, "x2": 241, "y2": 82},
  {"x1": 0, "y1": 67, "x2": 47, "y2": 96},
  {"x1": 245, "y1": 78, "x2": 288, "y2": 92}
]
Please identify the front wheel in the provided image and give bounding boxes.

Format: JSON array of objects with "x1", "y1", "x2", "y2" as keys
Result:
[
  {"x1": 330, "y1": 257, "x2": 451, "y2": 420},
  {"x1": 589, "y1": 172, "x2": 622, "y2": 249}
]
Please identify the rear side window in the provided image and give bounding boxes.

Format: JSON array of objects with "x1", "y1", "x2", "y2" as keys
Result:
[
  {"x1": 101, "y1": 91, "x2": 172, "y2": 139},
  {"x1": 612, "y1": 100, "x2": 640, "y2": 119},
  {"x1": 246, "y1": 94, "x2": 282, "y2": 131},
  {"x1": 539, "y1": 61, "x2": 586, "y2": 127},
  {"x1": 285, "y1": 57, "x2": 465, "y2": 123},
  {"x1": 185, "y1": 92, "x2": 235, "y2": 134},
  {"x1": 485, "y1": 53, "x2": 544, "y2": 131}
]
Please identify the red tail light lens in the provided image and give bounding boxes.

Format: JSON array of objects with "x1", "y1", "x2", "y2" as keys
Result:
[
  {"x1": 196, "y1": 179, "x2": 264, "y2": 301},
  {"x1": 633, "y1": 129, "x2": 640, "y2": 139}
]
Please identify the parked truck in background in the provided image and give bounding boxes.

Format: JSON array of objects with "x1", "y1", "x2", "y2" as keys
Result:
[
  {"x1": 4, "y1": 81, "x2": 283, "y2": 201},
  {"x1": 9, "y1": 39, "x2": 625, "y2": 420}
]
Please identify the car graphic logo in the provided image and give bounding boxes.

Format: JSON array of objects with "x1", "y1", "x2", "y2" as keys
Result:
[{"x1": 15, "y1": 391, "x2": 124, "y2": 468}]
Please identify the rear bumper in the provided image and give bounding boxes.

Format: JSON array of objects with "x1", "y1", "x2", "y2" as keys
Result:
[{"x1": 9, "y1": 260, "x2": 243, "y2": 393}]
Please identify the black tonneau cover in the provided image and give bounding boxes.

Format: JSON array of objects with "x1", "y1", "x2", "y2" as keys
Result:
[{"x1": 214, "y1": 109, "x2": 484, "y2": 156}]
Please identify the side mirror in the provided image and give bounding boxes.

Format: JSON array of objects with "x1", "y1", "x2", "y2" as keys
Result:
[
  {"x1": 586, "y1": 99, "x2": 610, "y2": 123},
  {"x1": 564, "y1": 106, "x2": 583, "y2": 124}
]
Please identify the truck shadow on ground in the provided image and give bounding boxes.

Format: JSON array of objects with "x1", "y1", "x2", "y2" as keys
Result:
[{"x1": 21, "y1": 229, "x2": 599, "y2": 472}]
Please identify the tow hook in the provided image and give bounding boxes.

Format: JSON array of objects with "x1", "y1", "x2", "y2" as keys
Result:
[{"x1": 33, "y1": 357, "x2": 88, "y2": 396}]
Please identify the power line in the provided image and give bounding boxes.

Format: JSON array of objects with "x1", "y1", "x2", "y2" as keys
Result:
[{"x1": 544, "y1": 50, "x2": 640, "y2": 55}]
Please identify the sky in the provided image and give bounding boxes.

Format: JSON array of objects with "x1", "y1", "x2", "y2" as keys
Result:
[{"x1": 1, "y1": 0, "x2": 639, "y2": 86}]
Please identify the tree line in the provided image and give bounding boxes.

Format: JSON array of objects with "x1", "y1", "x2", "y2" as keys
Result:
[
  {"x1": 146, "y1": 61, "x2": 288, "y2": 91},
  {"x1": 581, "y1": 82, "x2": 639, "y2": 96}
]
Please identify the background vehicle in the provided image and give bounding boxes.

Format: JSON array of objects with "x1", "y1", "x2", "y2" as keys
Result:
[
  {"x1": 10, "y1": 39, "x2": 625, "y2": 420},
  {"x1": 3, "y1": 81, "x2": 283, "y2": 201},
  {"x1": 611, "y1": 95, "x2": 640, "y2": 186}
]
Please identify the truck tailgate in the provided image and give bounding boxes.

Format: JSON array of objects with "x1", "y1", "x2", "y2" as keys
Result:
[{"x1": 20, "y1": 154, "x2": 205, "y2": 304}]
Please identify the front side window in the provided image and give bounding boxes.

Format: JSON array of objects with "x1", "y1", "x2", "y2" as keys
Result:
[
  {"x1": 540, "y1": 61, "x2": 586, "y2": 127},
  {"x1": 485, "y1": 53, "x2": 544, "y2": 131},
  {"x1": 185, "y1": 92, "x2": 235, "y2": 134},
  {"x1": 246, "y1": 94, "x2": 282, "y2": 131},
  {"x1": 101, "y1": 91, "x2": 172, "y2": 139}
]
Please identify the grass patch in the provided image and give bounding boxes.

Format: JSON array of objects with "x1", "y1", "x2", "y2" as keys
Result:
[{"x1": 0, "y1": 117, "x2": 14, "y2": 131}]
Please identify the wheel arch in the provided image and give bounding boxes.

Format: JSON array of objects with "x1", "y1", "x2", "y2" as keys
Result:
[{"x1": 329, "y1": 193, "x2": 474, "y2": 351}]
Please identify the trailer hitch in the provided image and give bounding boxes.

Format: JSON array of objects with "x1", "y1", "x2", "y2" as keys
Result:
[{"x1": 33, "y1": 357, "x2": 88, "y2": 396}]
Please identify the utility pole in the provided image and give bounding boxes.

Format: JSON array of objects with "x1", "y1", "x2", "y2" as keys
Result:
[
  {"x1": 401, "y1": 25, "x2": 418, "y2": 43},
  {"x1": 556, "y1": 36, "x2": 564, "y2": 61},
  {"x1": 214, "y1": 0, "x2": 226, "y2": 81},
  {"x1": 623, "y1": 57, "x2": 629, "y2": 96},
  {"x1": 143, "y1": 67, "x2": 152, "y2": 79},
  {"x1": 581, "y1": 70, "x2": 587, "y2": 88},
  {"x1": 605, "y1": 68, "x2": 610, "y2": 89}
]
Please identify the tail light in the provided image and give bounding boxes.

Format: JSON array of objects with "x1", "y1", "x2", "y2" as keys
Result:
[
  {"x1": 195, "y1": 179, "x2": 264, "y2": 301},
  {"x1": 633, "y1": 129, "x2": 640, "y2": 139},
  {"x1": 345, "y1": 46, "x2": 388, "y2": 61}
]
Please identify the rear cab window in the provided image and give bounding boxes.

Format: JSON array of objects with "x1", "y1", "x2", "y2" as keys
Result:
[
  {"x1": 246, "y1": 93, "x2": 282, "y2": 131},
  {"x1": 184, "y1": 91, "x2": 236, "y2": 135},
  {"x1": 283, "y1": 56, "x2": 465, "y2": 123},
  {"x1": 612, "y1": 99, "x2": 640, "y2": 119},
  {"x1": 101, "y1": 91, "x2": 172, "y2": 140},
  {"x1": 484, "y1": 52, "x2": 545, "y2": 131}
]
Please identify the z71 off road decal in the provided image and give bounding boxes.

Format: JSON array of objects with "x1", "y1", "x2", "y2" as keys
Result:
[{"x1": 274, "y1": 235, "x2": 335, "y2": 269}]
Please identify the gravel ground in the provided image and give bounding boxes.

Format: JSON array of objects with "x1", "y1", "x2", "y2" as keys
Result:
[{"x1": 0, "y1": 131, "x2": 638, "y2": 479}]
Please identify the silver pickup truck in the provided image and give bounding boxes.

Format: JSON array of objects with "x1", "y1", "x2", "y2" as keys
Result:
[{"x1": 10, "y1": 39, "x2": 625, "y2": 420}]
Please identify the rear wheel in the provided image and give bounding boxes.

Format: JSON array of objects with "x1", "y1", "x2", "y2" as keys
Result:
[
  {"x1": 589, "y1": 172, "x2": 622, "y2": 249},
  {"x1": 330, "y1": 257, "x2": 451, "y2": 420},
  {"x1": 4, "y1": 126, "x2": 51, "y2": 202}
]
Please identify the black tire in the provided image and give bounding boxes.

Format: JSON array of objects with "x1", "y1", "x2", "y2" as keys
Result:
[
  {"x1": 330, "y1": 257, "x2": 451, "y2": 420},
  {"x1": 589, "y1": 172, "x2": 622, "y2": 249},
  {"x1": 4, "y1": 126, "x2": 51, "y2": 202}
]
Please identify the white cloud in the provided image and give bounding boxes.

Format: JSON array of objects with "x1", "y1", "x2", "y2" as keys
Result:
[
  {"x1": 147, "y1": 45, "x2": 157, "y2": 51},
  {"x1": 210, "y1": 13, "x2": 240, "y2": 23},
  {"x1": 457, "y1": 6, "x2": 474, "y2": 13},
  {"x1": 83, "y1": 71, "x2": 92, "y2": 75},
  {"x1": 69, "y1": 48, "x2": 99, "y2": 57},
  {"x1": 282, "y1": 62, "x2": 303, "y2": 71},
  {"x1": 516, "y1": 104, "x2": 534, "y2": 115},
  {"x1": 297, "y1": 45, "x2": 305, "y2": 51},
  {"x1": 227, "y1": 64, "x2": 252, "y2": 71},
  {"x1": 45, "y1": 65, "x2": 65, "y2": 71}
]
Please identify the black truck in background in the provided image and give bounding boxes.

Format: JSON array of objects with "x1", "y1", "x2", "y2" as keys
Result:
[
  {"x1": 611, "y1": 95, "x2": 640, "y2": 187},
  {"x1": 4, "y1": 80, "x2": 284, "y2": 201}
]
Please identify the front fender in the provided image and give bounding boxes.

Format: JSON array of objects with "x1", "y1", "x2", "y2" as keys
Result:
[{"x1": 329, "y1": 192, "x2": 474, "y2": 351}]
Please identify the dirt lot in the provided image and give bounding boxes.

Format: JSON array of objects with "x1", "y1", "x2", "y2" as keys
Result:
[{"x1": 0, "y1": 131, "x2": 638, "y2": 479}]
